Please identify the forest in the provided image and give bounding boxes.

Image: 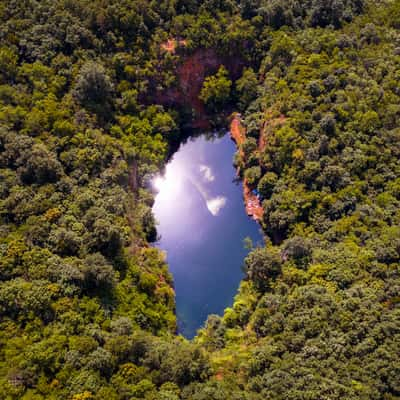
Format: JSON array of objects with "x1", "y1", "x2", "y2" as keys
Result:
[{"x1": 0, "y1": 0, "x2": 399, "y2": 399}]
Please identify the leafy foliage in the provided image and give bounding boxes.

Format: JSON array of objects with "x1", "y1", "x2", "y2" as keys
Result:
[
  {"x1": 199, "y1": 66, "x2": 232, "y2": 111},
  {"x1": 0, "y1": 0, "x2": 399, "y2": 399}
]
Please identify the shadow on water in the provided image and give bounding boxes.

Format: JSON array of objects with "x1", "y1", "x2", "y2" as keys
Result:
[{"x1": 166, "y1": 126, "x2": 227, "y2": 162}]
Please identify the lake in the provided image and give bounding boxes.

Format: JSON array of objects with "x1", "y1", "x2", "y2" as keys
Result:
[{"x1": 152, "y1": 132, "x2": 263, "y2": 338}]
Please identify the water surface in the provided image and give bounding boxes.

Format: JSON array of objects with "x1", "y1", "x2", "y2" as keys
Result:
[{"x1": 152, "y1": 133, "x2": 262, "y2": 338}]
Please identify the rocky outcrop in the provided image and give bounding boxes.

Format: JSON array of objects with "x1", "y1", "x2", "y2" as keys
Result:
[{"x1": 156, "y1": 44, "x2": 246, "y2": 129}]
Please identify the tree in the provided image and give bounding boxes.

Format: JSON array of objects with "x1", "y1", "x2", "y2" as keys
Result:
[
  {"x1": 244, "y1": 248, "x2": 282, "y2": 291},
  {"x1": 83, "y1": 253, "x2": 117, "y2": 290},
  {"x1": 236, "y1": 67, "x2": 258, "y2": 110},
  {"x1": 18, "y1": 143, "x2": 64, "y2": 184},
  {"x1": 0, "y1": 47, "x2": 18, "y2": 83},
  {"x1": 282, "y1": 236, "x2": 311, "y2": 266},
  {"x1": 199, "y1": 66, "x2": 232, "y2": 111},
  {"x1": 257, "y1": 172, "x2": 278, "y2": 198},
  {"x1": 244, "y1": 165, "x2": 261, "y2": 185},
  {"x1": 73, "y1": 61, "x2": 113, "y2": 113}
]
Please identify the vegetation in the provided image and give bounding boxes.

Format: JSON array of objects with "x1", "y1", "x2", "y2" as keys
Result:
[
  {"x1": 0, "y1": 0, "x2": 399, "y2": 399},
  {"x1": 199, "y1": 66, "x2": 232, "y2": 111}
]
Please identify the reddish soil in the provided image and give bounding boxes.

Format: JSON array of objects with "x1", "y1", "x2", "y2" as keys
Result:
[
  {"x1": 230, "y1": 114, "x2": 246, "y2": 147},
  {"x1": 230, "y1": 114, "x2": 264, "y2": 221},
  {"x1": 215, "y1": 371, "x2": 224, "y2": 381},
  {"x1": 243, "y1": 179, "x2": 264, "y2": 221},
  {"x1": 155, "y1": 46, "x2": 246, "y2": 129},
  {"x1": 156, "y1": 42, "x2": 266, "y2": 220},
  {"x1": 160, "y1": 39, "x2": 187, "y2": 54}
]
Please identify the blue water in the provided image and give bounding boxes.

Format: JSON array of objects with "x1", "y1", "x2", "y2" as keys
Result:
[{"x1": 152, "y1": 133, "x2": 263, "y2": 338}]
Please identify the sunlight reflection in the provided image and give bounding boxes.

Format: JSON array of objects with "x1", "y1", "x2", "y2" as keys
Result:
[
  {"x1": 206, "y1": 196, "x2": 227, "y2": 216},
  {"x1": 151, "y1": 134, "x2": 263, "y2": 338},
  {"x1": 152, "y1": 163, "x2": 183, "y2": 197},
  {"x1": 152, "y1": 157, "x2": 227, "y2": 217},
  {"x1": 153, "y1": 176, "x2": 166, "y2": 191}
]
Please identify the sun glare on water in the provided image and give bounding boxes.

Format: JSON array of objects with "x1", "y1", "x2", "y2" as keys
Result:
[
  {"x1": 152, "y1": 164, "x2": 182, "y2": 196},
  {"x1": 153, "y1": 176, "x2": 167, "y2": 192}
]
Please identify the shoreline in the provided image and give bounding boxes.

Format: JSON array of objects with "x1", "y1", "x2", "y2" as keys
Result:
[{"x1": 229, "y1": 113, "x2": 264, "y2": 221}]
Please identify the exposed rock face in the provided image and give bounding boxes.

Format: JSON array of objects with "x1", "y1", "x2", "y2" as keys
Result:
[
  {"x1": 157, "y1": 45, "x2": 246, "y2": 129},
  {"x1": 157, "y1": 43, "x2": 261, "y2": 218},
  {"x1": 230, "y1": 113, "x2": 264, "y2": 221}
]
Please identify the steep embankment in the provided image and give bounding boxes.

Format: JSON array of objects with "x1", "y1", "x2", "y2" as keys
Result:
[
  {"x1": 158, "y1": 43, "x2": 246, "y2": 129},
  {"x1": 230, "y1": 113, "x2": 264, "y2": 221}
]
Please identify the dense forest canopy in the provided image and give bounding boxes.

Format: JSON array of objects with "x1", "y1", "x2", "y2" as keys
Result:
[{"x1": 0, "y1": 0, "x2": 399, "y2": 399}]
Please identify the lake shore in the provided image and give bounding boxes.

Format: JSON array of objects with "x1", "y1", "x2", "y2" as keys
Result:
[{"x1": 230, "y1": 113, "x2": 264, "y2": 221}]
